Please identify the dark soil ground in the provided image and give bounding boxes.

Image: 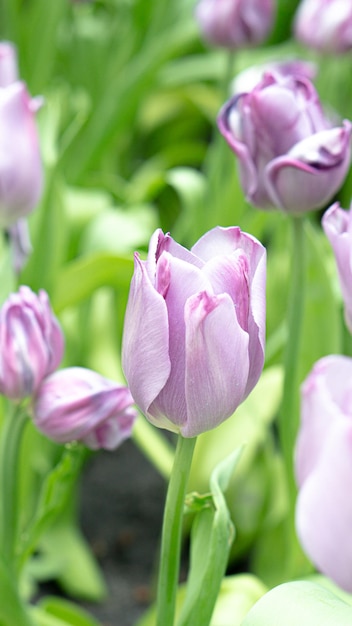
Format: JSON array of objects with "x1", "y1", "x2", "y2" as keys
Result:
[{"x1": 78, "y1": 439, "x2": 168, "y2": 626}]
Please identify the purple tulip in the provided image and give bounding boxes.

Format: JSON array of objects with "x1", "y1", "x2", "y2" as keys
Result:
[
  {"x1": 218, "y1": 72, "x2": 352, "y2": 213},
  {"x1": 295, "y1": 355, "x2": 352, "y2": 591},
  {"x1": 294, "y1": 0, "x2": 352, "y2": 54},
  {"x1": 0, "y1": 286, "x2": 64, "y2": 400},
  {"x1": 194, "y1": 0, "x2": 275, "y2": 49},
  {"x1": 33, "y1": 367, "x2": 137, "y2": 450},
  {"x1": 0, "y1": 82, "x2": 43, "y2": 228},
  {"x1": 122, "y1": 226, "x2": 266, "y2": 438},
  {"x1": 0, "y1": 41, "x2": 18, "y2": 87},
  {"x1": 231, "y1": 59, "x2": 317, "y2": 95},
  {"x1": 322, "y1": 202, "x2": 352, "y2": 332}
]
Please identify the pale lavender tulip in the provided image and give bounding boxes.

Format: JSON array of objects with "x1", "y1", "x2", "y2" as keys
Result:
[
  {"x1": 0, "y1": 82, "x2": 43, "y2": 228},
  {"x1": 195, "y1": 0, "x2": 275, "y2": 49},
  {"x1": 231, "y1": 59, "x2": 317, "y2": 95},
  {"x1": 0, "y1": 41, "x2": 18, "y2": 87},
  {"x1": 33, "y1": 367, "x2": 137, "y2": 450},
  {"x1": 0, "y1": 286, "x2": 64, "y2": 400},
  {"x1": 295, "y1": 355, "x2": 352, "y2": 591},
  {"x1": 122, "y1": 226, "x2": 266, "y2": 438},
  {"x1": 218, "y1": 73, "x2": 352, "y2": 213},
  {"x1": 294, "y1": 0, "x2": 352, "y2": 54},
  {"x1": 322, "y1": 202, "x2": 352, "y2": 332}
]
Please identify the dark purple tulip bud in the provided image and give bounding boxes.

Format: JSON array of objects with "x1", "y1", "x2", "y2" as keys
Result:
[{"x1": 34, "y1": 367, "x2": 137, "y2": 450}]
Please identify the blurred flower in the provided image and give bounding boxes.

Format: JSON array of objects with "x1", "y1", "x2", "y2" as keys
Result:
[
  {"x1": 195, "y1": 0, "x2": 275, "y2": 49},
  {"x1": 7, "y1": 219, "x2": 32, "y2": 273},
  {"x1": 231, "y1": 59, "x2": 316, "y2": 95},
  {"x1": 295, "y1": 355, "x2": 352, "y2": 592},
  {"x1": 218, "y1": 73, "x2": 351, "y2": 213},
  {"x1": 33, "y1": 367, "x2": 137, "y2": 450},
  {"x1": 0, "y1": 82, "x2": 43, "y2": 228},
  {"x1": 0, "y1": 286, "x2": 64, "y2": 400},
  {"x1": 0, "y1": 41, "x2": 18, "y2": 87},
  {"x1": 294, "y1": 0, "x2": 352, "y2": 54},
  {"x1": 322, "y1": 202, "x2": 352, "y2": 332},
  {"x1": 122, "y1": 226, "x2": 266, "y2": 438}
]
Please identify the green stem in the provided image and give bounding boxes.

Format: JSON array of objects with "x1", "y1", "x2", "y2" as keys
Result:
[
  {"x1": 0, "y1": 403, "x2": 28, "y2": 572},
  {"x1": 132, "y1": 413, "x2": 174, "y2": 480},
  {"x1": 280, "y1": 216, "x2": 306, "y2": 497},
  {"x1": 156, "y1": 435, "x2": 196, "y2": 626}
]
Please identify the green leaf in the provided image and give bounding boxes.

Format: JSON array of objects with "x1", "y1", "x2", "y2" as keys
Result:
[
  {"x1": 33, "y1": 596, "x2": 100, "y2": 626},
  {"x1": 0, "y1": 556, "x2": 34, "y2": 626},
  {"x1": 176, "y1": 448, "x2": 243, "y2": 626},
  {"x1": 240, "y1": 581, "x2": 352, "y2": 626}
]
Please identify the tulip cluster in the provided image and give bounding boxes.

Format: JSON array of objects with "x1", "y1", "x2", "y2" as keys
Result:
[
  {"x1": 122, "y1": 226, "x2": 266, "y2": 437},
  {"x1": 218, "y1": 72, "x2": 351, "y2": 214},
  {"x1": 0, "y1": 286, "x2": 137, "y2": 451}
]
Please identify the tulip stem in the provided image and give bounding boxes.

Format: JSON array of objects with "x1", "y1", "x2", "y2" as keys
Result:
[
  {"x1": 156, "y1": 434, "x2": 196, "y2": 626},
  {"x1": 0, "y1": 402, "x2": 28, "y2": 573},
  {"x1": 280, "y1": 215, "x2": 307, "y2": 576}
]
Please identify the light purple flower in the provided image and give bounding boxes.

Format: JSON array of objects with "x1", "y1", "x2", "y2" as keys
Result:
[
  {"x1": 294, "y1": 0, "x2": 352, "y2": 54},
  {"x1": 195, "y1": 0, "x2": 275, "y2": 49},
  {"x1": 0, "y1": 81, "x2": 43, "y2": 228},
  {"x1": 295, "y1": 355, "x2": 352, "y2": 591},
  {"x1": 33, "y1": 367, "x2": 137, "y2": 450},
  {"x1": 231, "y1": 59, "x2": 317, "y2": 95},
  {"x1": 0, "y1": 41, "x2": 18, "y2": 87},
  {"x1": 218, "y1": 73, "x2": 351, "y2": 214},
  {"x1": 322, "y1": 202, "x2": 352, "y2": 332},
  {"x1": 0, "y1": 286, "x2": 64, "y2": 400},
  {"x1": 122, "y1": 226, "x2": 266, "y2": 438}
]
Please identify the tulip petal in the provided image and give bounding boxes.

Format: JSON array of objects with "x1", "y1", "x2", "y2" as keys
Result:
[
  {"x1": 296, "y1": 419, "x2": 352, "y2": 592},
  {"x1": 149, "y1": 253, "x2": 212, "y2": 429},
  {"x1": 122, "y1": 253, "x2": 171, "y2": 422},
  {"x1": 265, "y1": 123, "x2": 352, "y2": 213},
  {"x1": 182, "y1": 291, "x2": 249, "y2": 437}
]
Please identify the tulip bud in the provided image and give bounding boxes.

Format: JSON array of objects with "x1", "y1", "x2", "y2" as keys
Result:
[
  {"x1": 231, "y1": 59, "x2": 317, "y2": 95},
  {"x1": 218, "y1": 73, "x2": 352, "y2": 213},
  {"x1": 0, "y1": 286, "x2": 64, "y2": 400},
  {"x1": 195, "y1": 0, "x2": 275, "y2": 49},
  {"x1": 295, "y1": 355, "x2": 352, "y2": 592},
  {"x1": 0, "y1": 82, "x2": 43, "y2": 228},
  {"x1": 0, "y1": 41, "x2": 18, "y2": 87},
  {"x1": 122, "y1": 226, "x2": 266, "y2": 438},
  {"x1": 33, "y1": 367, "x2": 137, "y2": 450},
  {"x1": 294, "y1": 0, "x2": 352, "y2": 54},
  {"x1": 322, "y1": 202, "x2": 352, "y2": 332}
]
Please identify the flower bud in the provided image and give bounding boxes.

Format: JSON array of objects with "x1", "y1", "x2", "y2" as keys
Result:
[
  {"x1": 218, "y1": 73, "x2": 352, "y2": 213},
  {"x1": 295, "y1": 355, "x2": 352, "y2": 591},
  {"x1": 322, "y1": 202, "x2": 352, "y2": 332},
  {"x1": 33, "y1": 367, "x2": 137, "y2": 450},
  {"x1": 294, "y1": 0, "x2": 352, "y2": 54},
  {"x1": 0, "y1": 286, "x2": 64, "y2": 400},
  {"x1": 0, "y1": 41, "x2": 18, "y2": 87},
  {"x1": 122, "y1": 226, "x2": 266, "y2": 438},
  {"x1": 195, "y1": 0, "x2": 275, "y2": 49},
  {"x1": 0, "y1": 82, "x2": 43, "y2": 228}
]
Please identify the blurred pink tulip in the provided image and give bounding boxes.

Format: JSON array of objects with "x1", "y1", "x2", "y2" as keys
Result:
[
  {"x1": 122, "y1": 226, "x2": 266, "y2": 438},
  {"x1": 294, "y1": 0, "x2": 352, "y2": 54},
  {"x1": 34, "y1": 367, "x2": 137, "y2": 450},
  {"x1": 0, "y1": 41, "x2": 18, "y2": 87},
  {"x1": 295, "y1": 355, "x2": 352, "y2": 591},
  {"x1": 0, "y1": 286, "x2": 64, "y2": 400}
]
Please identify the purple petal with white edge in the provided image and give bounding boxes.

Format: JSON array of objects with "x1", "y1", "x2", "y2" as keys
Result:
[
  {"x1": 147, "y1": 229, "x2": 203, "y2": 280},
  {"x1": 149, "y1": 253, "x2": 213, "y2": 429},
  {"x1": 182, "y1": 291, "x2": 249, "y2": 438},
  {"x1": 265, "y1": 122, "x2": 352, "y2": 213},
  {"x1": 295, "y1": 355, "x2": 352, "y2": 487},
  {"x1": 296, "y1": 419, "x2": 352, "y2": 592},
  {"x1": 122, "y1": 253, "x2": 171, "y2": 420}
]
